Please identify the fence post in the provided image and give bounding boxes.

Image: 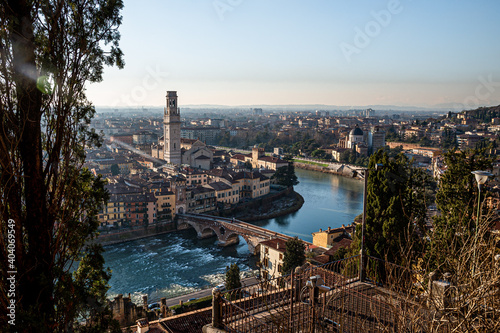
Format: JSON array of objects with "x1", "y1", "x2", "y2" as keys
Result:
[
  {"x1": 359, "y1": 168, "x2": 369, "y2": 282},
  {"x1": 308, "y1": 275, "x2": 320, "y2": 333},
  {"x1": 212, "y1": 288, "x2": 223, "y2": 329},
  {"x1": 360, "y1": 250, "x2": 367, "y2": 282}
]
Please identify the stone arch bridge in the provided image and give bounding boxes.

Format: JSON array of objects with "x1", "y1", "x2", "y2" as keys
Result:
[{"x1": 177, "y1": 213, "x2": 293, "y2": 254}]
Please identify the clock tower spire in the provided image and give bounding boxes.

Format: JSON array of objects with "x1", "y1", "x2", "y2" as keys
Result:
[{"x1": 163, "y1": 91, "x2": 181, "y2": 165}]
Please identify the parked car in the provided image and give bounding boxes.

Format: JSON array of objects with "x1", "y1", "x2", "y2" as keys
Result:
[
  {"x1": 187, "y1": 297, "x2": 197, "y2": 302},
  {"x1": 213, "y1": 283, "x2": 226, "y2": 292},
  {"x1": 148, "y1": 302, "x2": 160, "y2": 310}
]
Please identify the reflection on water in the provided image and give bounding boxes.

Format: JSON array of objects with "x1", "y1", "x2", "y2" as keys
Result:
[
  {"x1": 257, "y1": 168, "x2": 364, "y2": 242},
  {"x1": 103, "y1": 169, "x2": 364, "y2": 302}
]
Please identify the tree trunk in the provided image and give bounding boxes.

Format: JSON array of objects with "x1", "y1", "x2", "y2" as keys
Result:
[{"x1": 8, "y1": 0, "x2": 55, "y2": 330}]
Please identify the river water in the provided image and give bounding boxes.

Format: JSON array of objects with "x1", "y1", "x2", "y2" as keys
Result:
[{"x1": 103, "y1": 168, "x2": 364, "y2": 303}]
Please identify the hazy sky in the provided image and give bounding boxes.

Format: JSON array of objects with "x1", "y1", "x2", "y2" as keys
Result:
[{"x1": 86, "y1": 0, "x2": 500, "y2": 109}]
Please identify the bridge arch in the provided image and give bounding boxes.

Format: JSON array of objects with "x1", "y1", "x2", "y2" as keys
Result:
[
  {"x1": 177, "y1": 214, "x2": 276, "y2": 254},
  {"x1": 200, "y1": 227, "x2": 216, "y2": 239}
]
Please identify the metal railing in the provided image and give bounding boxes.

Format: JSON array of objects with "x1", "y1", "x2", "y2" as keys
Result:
[
  {"x1": 209, "y1": 255, "x2": 458, "y2": 332},
  {"x1": 212, "y1": 256, "x2": 364, "y2": 332}
]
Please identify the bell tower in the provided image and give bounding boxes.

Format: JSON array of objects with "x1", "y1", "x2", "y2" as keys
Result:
[{"x1": 163, "y1": 91, "x2": 181, "y2": 165}]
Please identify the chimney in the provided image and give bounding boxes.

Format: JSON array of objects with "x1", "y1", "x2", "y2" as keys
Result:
[
  {"x1": 319, "y1": 228, "x2": 322, "y2": 232},
  {"x1": 142, "y1": 295, "x2": 148, "y2": 312},
  {"x1": 328, "y1": 227, "x2": 331, "y2": 231},
  {"x1": 161, "y1": 297, "x2": 167, "y2": 318}
]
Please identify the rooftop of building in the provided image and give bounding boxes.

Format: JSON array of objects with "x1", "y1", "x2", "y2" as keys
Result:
[
  {"x1": 323, "y1": 237, "x2": 353, "y2": 256},
  {"x1": 204, "y1": 182, "x2": 232, "y2": 191},
  {"x1": 259, "y1": 238, "x2": 288, "y2": 253},
  {"x1": 312, "y1": 224, "x2": 355, "y2": 235}
]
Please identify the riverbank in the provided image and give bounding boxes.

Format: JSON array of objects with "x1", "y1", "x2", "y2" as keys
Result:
[
  {"x1": 237, "y1": 191, "x2": 304, "y2": 222},
  {"x1": 294, "y1": 161, "x2": 363, "y2": 180},
  {"x1": 95, "y1": 188, "x2": 304, "y2": 246}
]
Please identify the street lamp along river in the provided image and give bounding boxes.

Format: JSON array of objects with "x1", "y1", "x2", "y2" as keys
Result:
[{"x1": 471, "y1": 170, "x2": 493, "y2": 273}]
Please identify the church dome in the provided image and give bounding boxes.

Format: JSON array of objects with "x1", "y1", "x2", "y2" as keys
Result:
[{"x1": 350, "y1": 126, "x2": 363, "y2": 136}]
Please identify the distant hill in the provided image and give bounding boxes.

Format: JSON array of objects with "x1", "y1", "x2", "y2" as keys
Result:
[{"x1": 462, "y1": 104, "x2": 500, "y2": 122}]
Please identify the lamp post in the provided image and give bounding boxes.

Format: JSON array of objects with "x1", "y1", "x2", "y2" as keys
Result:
[
  {"x1": 471, "y1": 170, "x2": 492, "y2": 273},
  {"x1": 360, "y1": 163, "x2": 383, "y2": 282}
]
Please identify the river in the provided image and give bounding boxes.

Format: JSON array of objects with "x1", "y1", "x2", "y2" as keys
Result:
[{"x1": 103, "y1": 168, "x2": 364, "y2": 303}]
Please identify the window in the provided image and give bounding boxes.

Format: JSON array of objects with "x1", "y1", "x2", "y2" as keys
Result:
[
  {"x1": 264, "y1": 247, "x2": 269, "y2": 254},
  {"x1": 279, "y1": 253, "x2": 283, "y2": 260}
]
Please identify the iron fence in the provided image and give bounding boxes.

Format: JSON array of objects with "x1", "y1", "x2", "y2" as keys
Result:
[{"x1": 209, "y1": 255, "x2": 470, "y2": 332}]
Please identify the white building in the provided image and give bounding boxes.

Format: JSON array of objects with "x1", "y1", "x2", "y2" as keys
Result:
[
  {"x1": 259, "y1": 238, "x2": 287, "y2": 281},
  {"x1": 347, "y1": 125, "x2": 364, "y2": 149}
]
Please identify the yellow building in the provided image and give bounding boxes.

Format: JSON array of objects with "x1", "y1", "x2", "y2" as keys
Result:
[
  {"x1": 98, "y1": 195, "x2": 127, "y2": 227},
  {"x1": 312, "y1": 225, "x2": 355, "y2": 249},
  {"x1": 234, "y1": 171, "x2": 270, "y2": 200},
  {"x1": 204, "y1": 182, "x2": 239, "y2": 206},
  {"x1": 154, "y1": 190, "x2": 176, "y2": 221},
  {"x1": 180, "y1": 169, "x2": 208, "y2": 187}
]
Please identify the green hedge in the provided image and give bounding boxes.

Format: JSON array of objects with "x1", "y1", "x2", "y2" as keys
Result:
[
  {"x1": 169, "y1": 295, "x2": 212, "y2": 314},
  {"x1": 293, "y1": 159, "x2": 329, "y2": 167}
]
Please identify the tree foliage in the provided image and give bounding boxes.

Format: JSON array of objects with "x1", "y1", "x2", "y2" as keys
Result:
[
  {"x1": 110, "y1": 164, "x2": 120, "y2": 175},
  {"x1": 272, "y1": 164, "x2": 299, "y2": 188},
  {"x1": 71, "y1": 244, "x2": 121, "y2": 333},
  {"x1": 225, "y1": 263, "x2": 242, "y2": 291},
  {"x1": 441, "y1": 128, "x2": 458, "y2": 150},
  {"x1": 338, "y1": 149, "x2": 369, "y2": 167},
  {"x1": 428, "y1": 148, "x2": 493, "y2": 270},
  {"x1": 354, "y1": 150, "x2": 433, "y2": 264},
  {"x1": 243, "y1": 160, "x2": 253, "y2": 171},
  {"x1": 0, "y1": 0, "x2": 123, "y2": 331},
  {"x1": 282, "y1": 237, "x2": 306, "y2": 275}
]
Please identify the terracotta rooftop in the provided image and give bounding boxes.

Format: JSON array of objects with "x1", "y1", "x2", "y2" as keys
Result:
[
  {"x1": 312, "y1": 225, "x2": 355, "y2": 235},
  {"x1": 258, "y1": 155, "x2": 286, "y2": 163},
  {"x1": 323, "y1": 238, "x2": 353, "y2": 256},
  {"x1": 205, "y1": 182, "x2": 232, "y2": 191},
  {"x1": 180, "y1": 138, "x2": 197, "y2": 144},
  {"x1": 259, "y1": 238, "x2": 288, "y2": 253},
  {"x1": 159, "y1": 308, "x2": 212, "y2": 333}
]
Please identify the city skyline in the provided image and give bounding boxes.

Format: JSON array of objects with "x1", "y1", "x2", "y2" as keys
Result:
[{"x1": 86, "y1": 0, "x2": 500, "y2": 110}]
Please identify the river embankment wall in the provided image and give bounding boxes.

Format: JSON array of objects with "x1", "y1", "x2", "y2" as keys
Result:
[{"x1": 293, "y1": 161, "x2": 363, "y2": 179}]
